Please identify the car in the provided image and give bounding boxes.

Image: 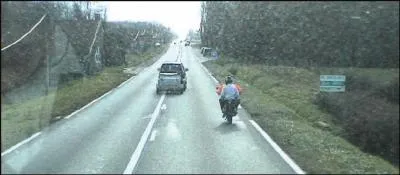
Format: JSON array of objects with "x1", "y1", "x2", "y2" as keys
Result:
[
  {"x1": 200, "y1": 47, "x2": 206, "y2": 54},
  {"x1": 184, "y1": 41, "x2": 190, "y2": 46},
  {"x1": 202, "y1": 48, "x2": 212, "y2": 57},
  {"x1": 156, "y1": 62, "x2": 189, "y2": 94}
]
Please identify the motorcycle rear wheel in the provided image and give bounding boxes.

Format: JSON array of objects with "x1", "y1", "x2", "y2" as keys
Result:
[{"x1": 227, "y1": 115, "x2": 232, "y2": 124}]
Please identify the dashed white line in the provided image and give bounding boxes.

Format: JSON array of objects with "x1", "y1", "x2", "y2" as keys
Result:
[
  {"x1": 149, "y1": 130, "x2": 158, "y2": 142},
  {"x1": 249, "y1": 120, "x2": 305, "y2": 174},
  {"x1": 1, "y1": 132, "x2": 41, "y2": 157},
  {"x1": 161, "y1": 104, "x2": 167, "y2": 111},
  {"x1": 123, "y1": 94, "x2": 166, "y2": 174}
]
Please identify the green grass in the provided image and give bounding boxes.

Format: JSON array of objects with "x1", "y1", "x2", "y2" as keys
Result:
[
  {"x1": 203, "y1": 58, "x2": 399, "y2": 174},
  {"x1": 1, "y1": 45, "x2": 168, "y2": 152},
  {"x1": 1, "y1": 66, "x2": 129, "y2": 151},
  {"x1": 126, "y1": 45, "x2": 168, "y2": 67}
]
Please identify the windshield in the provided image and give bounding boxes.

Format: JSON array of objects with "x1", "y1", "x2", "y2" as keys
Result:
[{"x1": 1, "y1": 1, "x2": 399, "y2": 174}]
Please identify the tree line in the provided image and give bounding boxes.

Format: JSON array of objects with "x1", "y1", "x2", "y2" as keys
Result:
[{"x1": 200, "y1": 2, "x2": 399, "y2": 68}]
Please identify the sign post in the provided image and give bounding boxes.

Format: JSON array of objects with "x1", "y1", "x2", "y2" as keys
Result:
[{"x1": 320, "y1": 75, "x2": 346, "y2": 92}]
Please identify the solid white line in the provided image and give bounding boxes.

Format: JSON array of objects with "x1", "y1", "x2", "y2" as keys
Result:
[
  {"x1": 65, "y1": 73, "x2": 138, "y2": 119},
  {"x1": 65, "y1": 88, "x2": 114, "y2": 119},
  {"x1": 189, "y1": 49, "x2": 219, "y2": 83},
  {"x1": 199, "y1": 63, "x2": 218, "y2": 83},
  {"x1": 1, "y1": 132, "x2": 41, "y2": 157},
  {"x1": 123, "y1": 94, "x2": 166, "y2": 174},
  {"x1": 190, "y1": 48, "x2": 305, "y2": 173},
  {"x1": 249, "y1": 120, "x2": 305, "y2": 174},
  {"x1": 149, "y1": 130, "x2": 158, "y2": 142},
  {"x1": 2, "y1": 69, "x2": 138, "y2": 156},
  {"x1": 117, "y1": 75, "x2": 135, "y2": 88}
]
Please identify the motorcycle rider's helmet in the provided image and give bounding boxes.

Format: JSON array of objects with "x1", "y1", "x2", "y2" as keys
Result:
[{"x1": 225, "y1": 76, "x2": 233, "y2": 85}]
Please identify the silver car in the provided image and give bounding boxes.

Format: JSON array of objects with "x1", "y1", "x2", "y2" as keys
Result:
[{"x1": 156, "y1": 62, "x2": 188, "y2": 94}]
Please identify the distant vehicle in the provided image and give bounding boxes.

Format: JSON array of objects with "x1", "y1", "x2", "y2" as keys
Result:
[
  {"x1": 200, "y1": 47, "x2": 207, "y2": 54},
  {"x1": 155, "y1": 42, "x2": 161, "y2": 46},
  {"x1": 156, "y1": 62, "x2": 188, "y2": 94},
  {"x1": 202, "y1": 48, "x2": 212, "y2": 57},
  {"x1": 185, "y1": 41, "x2": 190, "y2": 46}
]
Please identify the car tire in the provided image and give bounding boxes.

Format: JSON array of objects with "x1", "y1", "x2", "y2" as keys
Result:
[{"x1": 156, "y1": 88, "x2": 160, "y2": 95}]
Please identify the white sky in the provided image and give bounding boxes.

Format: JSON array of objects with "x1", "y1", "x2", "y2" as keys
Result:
[{"x1": 99, "y1": 1, "x2": 201, "y2": 39}]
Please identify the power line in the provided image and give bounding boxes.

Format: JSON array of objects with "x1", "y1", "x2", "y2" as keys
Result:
[{"x1": 1, "y1": 14, "x2": 47, "y2": 52}]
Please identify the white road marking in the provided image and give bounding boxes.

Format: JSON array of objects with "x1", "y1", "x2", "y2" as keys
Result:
[
  {"x1": 1, "y1": 65, "x2": 144, "y2": 157},
  {"x1": 249, "y1": 120, "x2": 305, "y2": 174},
  {"x1": 142, "y1": 114, "x2": 152, "y2": 119},
  {"x1": 64, "y1": 89, "x2": 113, "y2": 119},
  {"x1": 118, "y1": 74, "x2": 137, "y2": 89},
  {"x1": 123, "y1": 94, "x2": 166, "y2": 174},
  {"x1": 161, "y1": 104, "x2": 167, "y2": 111},
  {"x1": 188, "y1": 48, "x2": 305, "y2": 174},
  {"x1": 65, "y1": 73, "x2": 138, "y2": 120},
  {"x1": 149, "y1": 130, "x2": 158, "y2": 142},
  {"x1": 1, "y1": 132, "x2": 41, "y2": 157},
  {"x1": 189, "y1": 50, "x2": 219, "y2": 83}
]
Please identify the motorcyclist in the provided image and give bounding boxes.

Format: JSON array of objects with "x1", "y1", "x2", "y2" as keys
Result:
[
  {"x1": 216, "y1": 79, "x2": 242, "y2": 95},
  {"x1": 218, "y1": 76, "x2": 240, "y2": 116}
]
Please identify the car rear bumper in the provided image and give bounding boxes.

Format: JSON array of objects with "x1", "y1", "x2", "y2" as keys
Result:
[{"x1": 157, "y1": 83, "x2": 185, "y2": 91}]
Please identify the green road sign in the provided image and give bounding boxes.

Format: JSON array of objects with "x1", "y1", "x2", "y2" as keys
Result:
[{"x1": 320, "y1": 75, "x2": 346, "y2": 92}]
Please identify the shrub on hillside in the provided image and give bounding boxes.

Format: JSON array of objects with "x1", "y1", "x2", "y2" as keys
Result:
[
  {"x1": 315, "y1": 91, "x2": 399, "y2": 166},
  {"x1": 375, "y1": 77, "x2": 399, "y2": 104}
]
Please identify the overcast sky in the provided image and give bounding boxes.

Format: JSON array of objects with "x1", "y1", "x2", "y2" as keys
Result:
[{"x1": 100, "y1": 1, "x2": 201, "y2": 39}]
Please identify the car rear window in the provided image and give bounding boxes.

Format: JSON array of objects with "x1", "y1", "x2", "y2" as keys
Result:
[{"x1": 160, "y1": 64, "x2": 182, "y2": 73}]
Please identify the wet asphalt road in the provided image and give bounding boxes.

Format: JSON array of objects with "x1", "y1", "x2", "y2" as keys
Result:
[{"x1": 1, "y1": 43, "x2": 297, "y2": 174}]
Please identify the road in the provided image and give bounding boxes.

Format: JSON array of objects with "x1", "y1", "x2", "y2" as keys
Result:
[{"x1": 1, "y1": 43, "x2": 300, "y2": 174}]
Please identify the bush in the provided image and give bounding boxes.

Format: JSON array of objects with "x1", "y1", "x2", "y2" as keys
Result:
[
  {"x1": 228, "y1": 66, "x2": 238, "y2": 76},
  {"x1": 375, "y1": 77, "x2": 399, "y2": 104},
  {"x1": 346, "y1": 74, "x2": 376, "y2": 91},
  {"x1": 315, "y1": 91, "x2": 399, "y2": 166}
]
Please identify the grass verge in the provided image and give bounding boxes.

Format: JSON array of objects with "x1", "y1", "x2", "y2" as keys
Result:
[
  {"x1": 202, "y1": 57, "x2": 399, "y2": 174},
  {"x1": 1, "y1": 45, "x2": 168, "y2": 152}
]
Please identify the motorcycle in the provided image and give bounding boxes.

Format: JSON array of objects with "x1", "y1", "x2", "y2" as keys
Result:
[{"x1": 222, "y1": 99, "x2": 237, "y2": 124}]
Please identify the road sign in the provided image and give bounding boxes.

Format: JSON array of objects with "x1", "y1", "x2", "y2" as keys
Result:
[
  {"x1": 212, "y1": 51, "x2": 218, "y2": 59},
  {"x1": 320, "y1": 75, "x2": 346, "y2": 92}
]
